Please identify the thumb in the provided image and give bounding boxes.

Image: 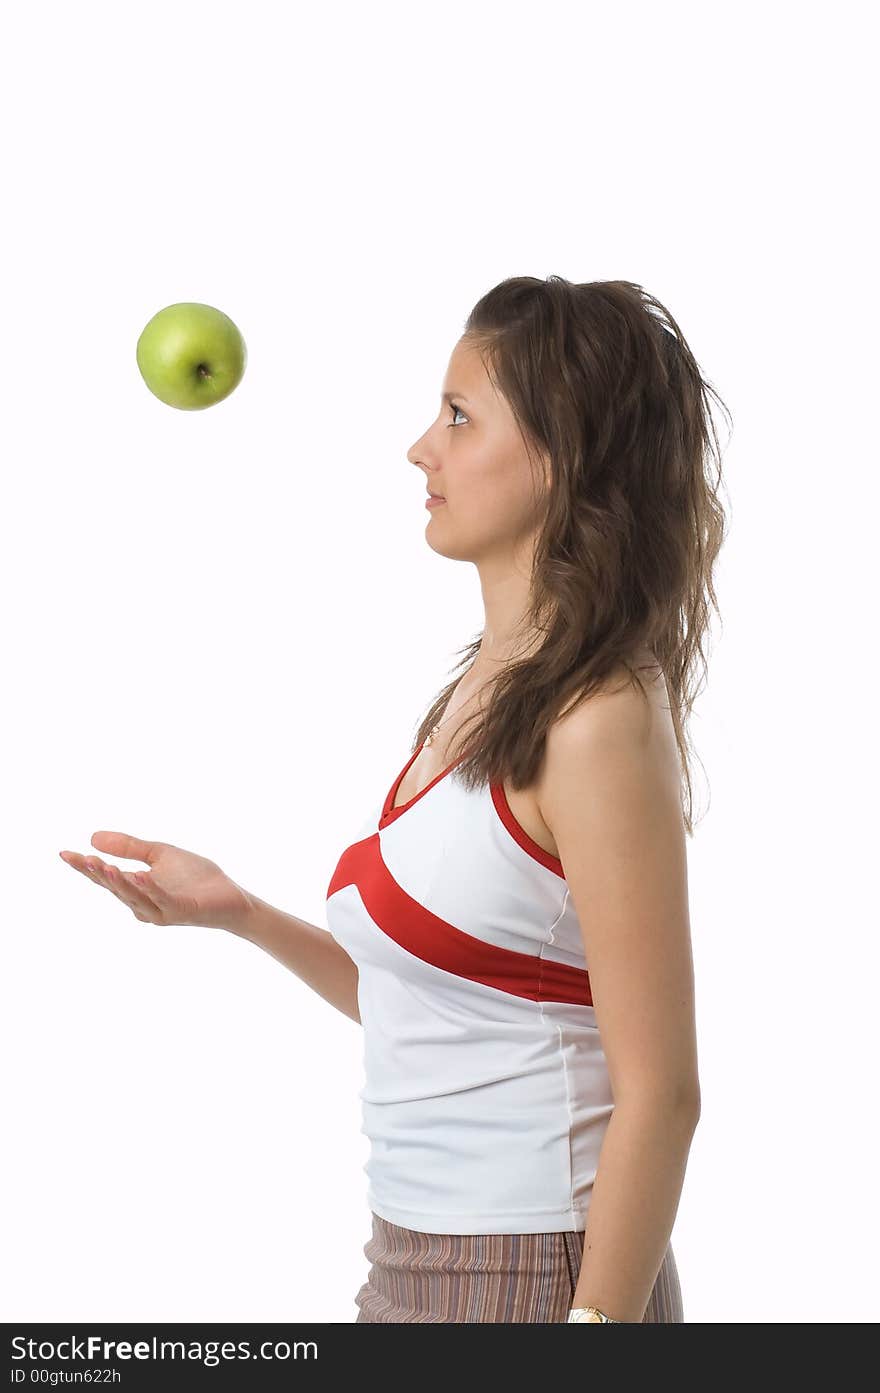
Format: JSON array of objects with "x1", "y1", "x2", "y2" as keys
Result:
[{"x1": 90, "y1": 830, "x2": 161, "y2": 864}]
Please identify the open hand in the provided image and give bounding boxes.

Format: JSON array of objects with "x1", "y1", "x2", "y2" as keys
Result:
[{"x1": 59, "y1": 830, "x2": 254, "y2": 935}]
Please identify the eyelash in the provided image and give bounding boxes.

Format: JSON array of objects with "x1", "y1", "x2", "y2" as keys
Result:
[{"x1": 447, "y1": 402, "x2": 467, "y2": 427}]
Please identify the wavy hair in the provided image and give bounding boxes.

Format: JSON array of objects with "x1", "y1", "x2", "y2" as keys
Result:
[{"x1": 413, "y1": 275, "x2": 731, "y2": 836}]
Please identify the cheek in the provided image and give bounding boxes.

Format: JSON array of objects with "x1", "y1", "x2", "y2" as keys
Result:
[{"x1": 469, "y1": 467, "x2": 535, "y2": 527}]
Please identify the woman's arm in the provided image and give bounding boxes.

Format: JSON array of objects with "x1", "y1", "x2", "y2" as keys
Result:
[
  {"x1": 537, "y1": 669, "x2": 700, "y2": 1321},
  {"x1": 232, "y1": 895, "x2": 361, "y2": 1025}
]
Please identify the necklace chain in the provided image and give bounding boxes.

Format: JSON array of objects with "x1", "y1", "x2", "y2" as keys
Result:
[{"x1": 424, "y1": 706, "x2": 458, "y2": 747}]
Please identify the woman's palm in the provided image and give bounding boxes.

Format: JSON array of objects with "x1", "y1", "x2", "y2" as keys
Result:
[{"x1": 59, "y1": 829, "x2": 252, "y2": 934}]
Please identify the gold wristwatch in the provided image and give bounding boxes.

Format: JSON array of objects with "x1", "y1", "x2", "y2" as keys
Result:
[{"x1": 567, "y1": 1305, "x2": 620, "y2": 1322}]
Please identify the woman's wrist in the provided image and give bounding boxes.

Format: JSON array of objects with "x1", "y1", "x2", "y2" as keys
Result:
[{"x1": 567, "y1": 1305, "x2": 621, "y2": 1322}]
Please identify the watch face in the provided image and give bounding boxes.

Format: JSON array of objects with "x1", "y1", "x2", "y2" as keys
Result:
[{"x1": 568, "y1": 1308, "x2": 605, "y2": 1322}]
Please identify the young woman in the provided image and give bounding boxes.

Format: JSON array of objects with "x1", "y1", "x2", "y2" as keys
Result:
[{"x1": 60, "y1": 275, "x2": 729, "y2": 1323}]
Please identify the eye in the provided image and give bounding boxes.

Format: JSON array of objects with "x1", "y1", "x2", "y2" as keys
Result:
[{"x1": 447, "y1": 401, "x2": 468, "y2": 427}]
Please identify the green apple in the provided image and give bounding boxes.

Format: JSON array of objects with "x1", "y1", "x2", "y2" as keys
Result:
[{"x1": 136, "y1": 302, "x2": 247, "y2": 410}]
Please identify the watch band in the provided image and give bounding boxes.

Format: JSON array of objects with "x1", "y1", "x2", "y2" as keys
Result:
[{"x1": 567, "y1": 1305, "x2": 621, "y2": 1322}]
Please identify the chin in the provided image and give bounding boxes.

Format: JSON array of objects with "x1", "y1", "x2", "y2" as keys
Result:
[{"x1": 425, "y1": 534, "x2": 481, "y2": 563}]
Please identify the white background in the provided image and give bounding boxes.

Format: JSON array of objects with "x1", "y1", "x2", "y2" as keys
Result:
[{"x1": 2, "y1": 0, "x2": 877, "y2": 1324}]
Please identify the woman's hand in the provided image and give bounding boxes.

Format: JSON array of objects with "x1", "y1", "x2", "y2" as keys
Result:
[{"x1": 59, "y1": 830, "x2": 254, "y2": 935}]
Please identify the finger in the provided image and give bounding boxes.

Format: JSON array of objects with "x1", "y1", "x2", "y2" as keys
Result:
[
  {"x1": 89, "y1": 831, "x2": 161, "y2": 867},
  {"x1": 122, "y1": 869, "x2": 169, "y2": 917},
  {"x1": 110, "y1": 869, "x2": 168, "y2": 922},
  {"x1": 60, "y1": 851, "x2": 112, "y2": 879},
  {"x1": 100, "y1": 864, "x2": 162, "y2": 917},
  {"x1": 59, "y1": 851, "x2": 103, "y2": 878},
  {"x1": 67, "y1": 855, "x2": 161, "y2": 919},
  {"x1": 81, "y1": 858, "x2": 126, "y2": 892}
]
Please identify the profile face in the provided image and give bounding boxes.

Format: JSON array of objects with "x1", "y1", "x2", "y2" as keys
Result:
[{"x1": 407, "y1": 337, "x2": 549, "y2": 567}]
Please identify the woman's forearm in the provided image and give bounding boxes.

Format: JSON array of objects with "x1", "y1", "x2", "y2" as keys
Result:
[
  {"x1": 572, "y1": 1094, "x2": 700, "y2": 1321},
  {"x1": 232, "y1": 893, "x2": 361, "y2": 1025}
]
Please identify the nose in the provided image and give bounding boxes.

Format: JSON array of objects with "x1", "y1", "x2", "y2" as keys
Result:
[{"x1": 408, "y1": 439, "x2": 432, "y2": 478}]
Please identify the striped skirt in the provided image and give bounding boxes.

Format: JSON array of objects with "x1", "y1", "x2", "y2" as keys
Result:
[{"x1": 355, "y1": 1211, "x2": 684, "y2": 1323}]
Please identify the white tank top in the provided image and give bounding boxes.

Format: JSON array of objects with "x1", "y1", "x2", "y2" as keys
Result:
[{"x1": 325, "y1": 738, "x2": 614, "y2": 1234}]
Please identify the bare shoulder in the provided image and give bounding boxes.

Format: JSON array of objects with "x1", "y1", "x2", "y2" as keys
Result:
[
  {"x1": 536, "y1": 657, "x2": 680, "y2": 830},
  {"x1": 553, "y1": 654, "x2": 674, "y2": 749}
]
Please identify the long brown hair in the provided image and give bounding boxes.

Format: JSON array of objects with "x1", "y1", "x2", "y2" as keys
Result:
[{"x1": 413, "y1": 276, "x2": 731, "y2": 836}]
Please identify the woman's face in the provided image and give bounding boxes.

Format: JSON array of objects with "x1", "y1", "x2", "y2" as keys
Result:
[{"x1": 407, "y1": 337, "x2": 549, "y2": 565}]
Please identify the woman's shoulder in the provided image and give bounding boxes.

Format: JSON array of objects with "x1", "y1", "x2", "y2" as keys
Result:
[
  {"x1": 536, "y1": 653, "x2": 679, "y2": 835},
  {"x1": 554, "y1": 647, "x2": 667, "y2": 733}
]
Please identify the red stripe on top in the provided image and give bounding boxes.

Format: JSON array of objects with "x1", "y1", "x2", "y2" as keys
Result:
[
  {"x1": 379, "y1": 742, "x2": 467, "y2": 829},
  {"x1": 326, "y1": 833, "x2": 592, "y2": 1007},
  {"x1": 490, "y1": 782, "x2": 565, "y2": 877}
]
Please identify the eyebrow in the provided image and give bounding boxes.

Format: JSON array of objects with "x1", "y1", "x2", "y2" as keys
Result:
[{"x1": 441, "y1": 390, "x2": 471, "y2": 403}]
